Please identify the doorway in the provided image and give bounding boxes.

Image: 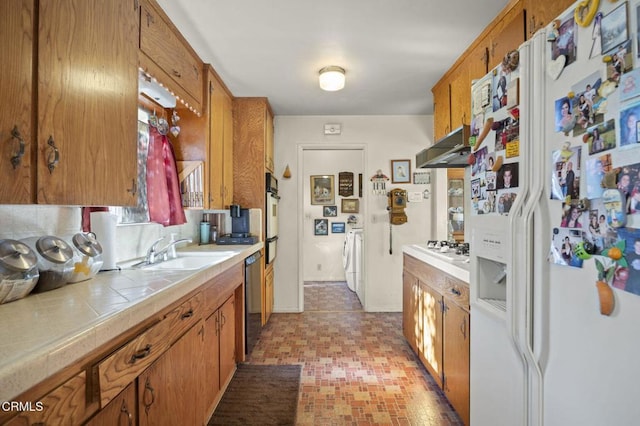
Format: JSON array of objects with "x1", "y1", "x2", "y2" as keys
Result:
[{"x1": 298, "y1": 145, "x2": 366, "y2": 311}]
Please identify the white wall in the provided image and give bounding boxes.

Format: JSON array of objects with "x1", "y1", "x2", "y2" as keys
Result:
[
  {"x1": 0, "y1": 205, "x2": 202, "y2": 263},
  {"x1": 274, "y1": 115, "x2": 436, "y2": 312}
]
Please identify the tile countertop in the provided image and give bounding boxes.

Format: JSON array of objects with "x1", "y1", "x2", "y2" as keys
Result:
[
  {"x1": 0, "y1": 243, "x2": 262, "y2": 402},
  {"x1": 402, "y1": 243, "x2": 470, "y2": 283}
]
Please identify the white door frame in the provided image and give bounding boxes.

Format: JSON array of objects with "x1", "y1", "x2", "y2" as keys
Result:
[{"x1": 297, "y1": 143, "x2": 367, "y2": 311}]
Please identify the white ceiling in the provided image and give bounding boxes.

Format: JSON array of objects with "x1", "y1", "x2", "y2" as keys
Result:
[{"x1": 156, "y1": 0, "x2": 510, "y2": 116}]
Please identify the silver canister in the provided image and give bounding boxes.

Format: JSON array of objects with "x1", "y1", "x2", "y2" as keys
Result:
[
  {"x1": 68, "y1": 232, "x2": 104, "y2": 283},
  {"x1": 0, "y1": 239, "x2": 39, "y2": 304},
  {"x1": 22, "y1": 236, "x2": 74, "y2": 293}
]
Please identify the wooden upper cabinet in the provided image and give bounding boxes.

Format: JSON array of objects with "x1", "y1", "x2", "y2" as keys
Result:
[
  {"x1": 265, "y1": 108, "x2": 274, "y2": 173},
  {"x1": 449, "y1": 66, "x2": 470, "y2": 131},
  {"x1": 37, "y1": 0, "x2": 138, "y2": 205},
  {"x1": 139, "y1": 0, "x2": 203, "y2": 114},
  {"x1": 208, "y1": 67, "x2": 235, "y2": 209},
  {"x1": 0, "y1": 0, "x2": 34, "y2": 204},
  {"x1": 233, "y1": 98, "x2": 272, "y2": 210},
  {"x1": 525, "y1": 0, "x2": 576, "y2": 39},
  {"x1": 486, "y1": 4, "x2": 526, "y2": 71},
  {"x1": 432, "y1": 80, "x2": 450, "y2": 141}
]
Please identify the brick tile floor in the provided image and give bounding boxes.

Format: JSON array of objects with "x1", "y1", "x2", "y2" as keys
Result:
[{"x1": 246, "y1": 282, "x2": 463, "y2": 425}]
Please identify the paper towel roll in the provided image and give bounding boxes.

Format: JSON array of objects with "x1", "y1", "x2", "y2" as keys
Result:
[{"x1": 90, "y1": 212, "x2": 118, "y2": 270}]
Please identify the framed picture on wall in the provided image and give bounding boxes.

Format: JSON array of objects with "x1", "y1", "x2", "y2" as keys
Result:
[
  {"x1": 314, "y1": 219, "x2": 328, "y2": 236},
  {"x1": 323, "y1": 205, "x2": 338, "y2": 217},
  {"x1": 341, "y1": 198, "x2": 359, "y2": 213},
  {"x1": 310, "y1": 175, "x2": 335, "y2": 205},
  {"x1": 331, "y1": 222, "x2": 346, "y2": 233},
  {"x1": 391, "y1": 159, "x2": 411, "y2": 183}
]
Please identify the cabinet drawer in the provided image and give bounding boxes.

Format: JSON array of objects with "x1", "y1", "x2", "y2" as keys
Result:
[
  {"x1": 403, "y1": 254, "x2": 446, "y2": 291},
  {"x1": 443, "y1": 276, "x2": 469, "y2": 310},
  {"x1": 6, "y1": 371, "x2": 87, "y2": 426},
  {"x1": 96, "y1": 292, "x2": 203, "y2": 406},
  {"x1": 139, "y1": 0, "x2": 203, "y2": 109}
]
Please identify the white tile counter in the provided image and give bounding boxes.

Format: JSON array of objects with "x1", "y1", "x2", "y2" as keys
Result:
[
  {"x1": 402, "y1": 243, "x2": 470, "y2": 283},
  {"x1": 0, "y1": 243, "x2": 262, "y2": 401}
]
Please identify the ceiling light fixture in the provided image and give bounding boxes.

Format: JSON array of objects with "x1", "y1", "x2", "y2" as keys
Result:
[{"x1": 319, "y1": 66, "x2": 346, "y2": 91}]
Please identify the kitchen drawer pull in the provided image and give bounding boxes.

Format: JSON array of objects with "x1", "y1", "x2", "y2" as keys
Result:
[
  {"x1": 143, "y1": 377, "x2": 155, "y2": 414},
  {"x1": 129, "y1": 344, "x2": 152, "y2": 363},
  {"x1": 180, "y1": 308, "x2": 194, "y2": 320},
  {"x1": 450, "y1": 287, "x2": 461, "y2": 296},
  {"x1": 172, "y1": 69, "x2": 182, "y2": 78},
  {"x1": 47, "y1": 136, "x2": 59, "y2": 173},
  {"x1": 10, "y1": 126, "x2": 25, "y2": 169},
  {"x1": 120, "y1": 399, "x2": 133, "y2": 426}
]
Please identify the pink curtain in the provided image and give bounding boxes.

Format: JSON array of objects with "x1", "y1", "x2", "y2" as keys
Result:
[{"x1": 146, "y1": 126, "x2": 186, "y2": 226}]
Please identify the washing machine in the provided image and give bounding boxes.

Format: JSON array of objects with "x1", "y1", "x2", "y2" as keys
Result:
[{"x1": 342, "y1": 228, "x2": 363, "y2": 293}]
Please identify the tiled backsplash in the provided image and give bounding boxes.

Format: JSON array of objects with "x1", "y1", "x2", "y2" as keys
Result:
[{"x1": 0, "y1": 205, "x2": 204, "y2": 263}]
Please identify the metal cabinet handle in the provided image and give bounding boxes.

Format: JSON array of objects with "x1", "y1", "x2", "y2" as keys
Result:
[
  {"x1": 450, "y1": 287, "x2": 461, "y2": 296},
  {"x1": 172, "y1": 69, "x2": 182, "y2": 78},
  {"x1": 10, "y1": 126, "x2": 25, "y2": 169},
  {"x1": 143, "y1": 377, "x2": 155, "y2": 415},
  {"x1": 129, "y1": 344, "x2": 152, "y2": 363},
  {"x1": 221, "y1": 312, "x2": 226, "y2": 327},
  {"x1": 46, "y1": 136, "x2": 59, "y2": 173},
  {"x1": 180, "y1": 308, "x2": 194, "y2": 320},
  {"x1": 126, "y1": 178, "x2": 137, "y2": 196},
  {"x1": 460, "y1": 317, "x2": 467, "y2": 339},
  {"x1": 119, "y1": 399, "x2": 133, "y2": 426}
]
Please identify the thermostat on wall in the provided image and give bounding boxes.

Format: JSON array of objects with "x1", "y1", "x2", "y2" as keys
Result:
[{"x1": 324, "y1": 123, "x2": 341, "y2": 135}]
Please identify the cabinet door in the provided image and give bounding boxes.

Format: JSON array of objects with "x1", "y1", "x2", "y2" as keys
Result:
[
  {"x1": 449, "y1": 66, "x2": 470, "y2": 130},
  {"x1": 443, "y1": 301, "x2": 470, "y2": 426},
  {"x1": 525, "y1": 0, "x2": 575, "y2": 39},
  {"x1": 419, "y1": 281, "x2": 443, "y2": 388},
  {"x1": 85, "y1": 381, "x2": 136, "y2": 426},
  {"x1": 264, "y1": 107, "x2": 274, "y2": 173},
  {"x1": 488, "y1": 6, "x2": 526, "y2": 70},
  {"x1": 219, "y1": 296, "x2": 236, "y2": 388},
  {"x1": 139, "y1": 0, "x2": 203, "y2": 111},
  {"x1": 402, "y1": 269, "x2": 420, "y2": 355},
  {"x1": 202, "y1": 311, "x2": 221, "y2": 419},
  {"x1": 264, "y1": 264, "x2": 274, "y2": 325},
  {"x1": 37, "y1": 0, "x2": 138, "y2": 205},
  {"x1": 208, "y1": 73, "x2": 225, "y2": 209},
  {"x1": 222, "y1": 92, "x2": 234, "y2": 207},
  {"x1": 432, "y1": 80, "x2": 450, "y2": 141},
  {"x1": 0, "y1": 0, "x2": 34, "y2": 204},
  {"x1": 138, "y1": 322, "x2": 204, "y2": 426}
]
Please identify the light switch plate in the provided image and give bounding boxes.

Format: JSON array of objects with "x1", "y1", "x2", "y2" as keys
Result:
[{"x1": 408, "y1": 191, "x2": 423, "y2": 202}]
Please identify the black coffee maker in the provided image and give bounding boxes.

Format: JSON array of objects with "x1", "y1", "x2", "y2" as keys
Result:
[
  {"x1": 230, "y1": 204, "x2": 250, "y2": 237},
  {"x1": 217, "y1": 204, "x2": 259, "y2": 245}
]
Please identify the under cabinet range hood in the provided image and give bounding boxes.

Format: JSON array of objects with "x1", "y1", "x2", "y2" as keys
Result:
[{"x1": 416, "y1": 125, "x2": 470, "y2": 168}]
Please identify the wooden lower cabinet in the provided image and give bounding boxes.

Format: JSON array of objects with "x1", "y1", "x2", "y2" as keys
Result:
[
  {"x1": 85, "y1": 382, "x2": 136, "y2": 426},
  {"x1": 402, "y1": 254, "x2": 469, "y2": 425},
  {"x1": 264, "y1": 264, "x2": 274, "y2": 325},
  {"x1": 138, "y1": 321, "x2": 204, "y2": 426},
  {"x1": 443, "y1": 301, "x2": 470, "y2": 425},
  {"x1": 203, "y1": 295, "x2": 236, "y2": 421}
]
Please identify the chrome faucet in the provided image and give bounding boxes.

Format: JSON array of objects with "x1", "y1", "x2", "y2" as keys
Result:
[{"x1": 145, "y1": 236, "x2": 192, "y2": 264}]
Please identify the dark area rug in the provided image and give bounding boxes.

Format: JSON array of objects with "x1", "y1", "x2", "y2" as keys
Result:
[{"x1": 208, "y1": 363, "x2": 301, "y2": 426}]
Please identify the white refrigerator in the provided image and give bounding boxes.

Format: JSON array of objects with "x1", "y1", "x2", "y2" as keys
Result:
[{"x1": 468, "y1": 2, "x2": 640, "y2": 425}]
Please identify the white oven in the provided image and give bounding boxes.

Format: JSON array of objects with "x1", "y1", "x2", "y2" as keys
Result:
[{"x1": 266, "y1": 173, "x2": 279, "y2": 264}]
